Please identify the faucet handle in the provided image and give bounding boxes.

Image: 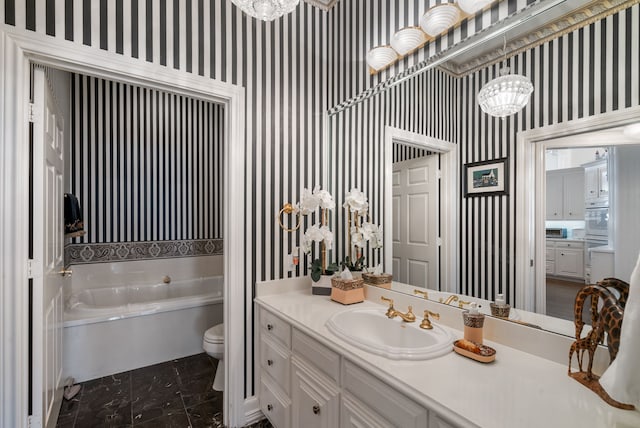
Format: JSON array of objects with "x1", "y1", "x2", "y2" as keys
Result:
[
  {"x1": 458, "y1": 299, "x2": 472, "y2": 308},
  {"x1": 414, "y1": 289, "x2": 429, "y2": 299},
  {"x1": 380, "y1": 296, "x2": 394, "y2": 308},
  {"x1": 420, "y1": 310, "x2": 440, "y2": 330}
]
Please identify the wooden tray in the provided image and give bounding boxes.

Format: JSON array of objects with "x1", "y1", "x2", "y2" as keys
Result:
[{"x1": 453, "y1": 339, "x2": 496, "y2": 363}]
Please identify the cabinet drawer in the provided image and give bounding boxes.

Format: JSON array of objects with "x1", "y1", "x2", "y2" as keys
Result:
[
  {"x1": 555, "y1": 241, "x2": 583, "y2": 249},
  {"x1": 546, "y1": 261, "x2": 555, "y2": 274},
  {"x1": 343, "y1": 361, "x2": 427, "y2": 428},
  {"x1": 261, "y1": 375, "x2": 291, "y2": 428},
  {"x1": 261, "y1": 308, "x2": 291, "y2": 349},
  {"x1": 292, "y1": 328, "x2": 340, "y2": 384},
  {"x1": 341, "y1": 393, "x2": 393, "y2": 428},
  {"x1": 261, "y1": 336, "x2": 291, "y2": 394}
]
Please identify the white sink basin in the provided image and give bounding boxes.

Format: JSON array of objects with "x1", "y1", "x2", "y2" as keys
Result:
[{"x1": 325, "y1": 307, "x2": 454, "y2": 360}]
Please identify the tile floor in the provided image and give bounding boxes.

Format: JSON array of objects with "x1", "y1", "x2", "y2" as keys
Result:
[{"x1": 56, "y1": 353, "x2": 272, "y2": 428}]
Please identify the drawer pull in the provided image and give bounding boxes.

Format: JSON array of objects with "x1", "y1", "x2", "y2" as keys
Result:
[
  {"x1": 267, "y1": 404, "x2": 273, "y2": 412},
  {"x1": 267, "y1": 359, "x2": 274, "y2": 366},
  {"x1": 267, "y1": 323, "x2": 274, "y2": 331},
  {"x1": 312, "y1": 405, "x2": 320, "y2": 415}
]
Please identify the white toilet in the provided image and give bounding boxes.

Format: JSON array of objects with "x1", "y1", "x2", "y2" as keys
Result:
[{"x1": 203, "y1": 323, "x2": 225, "y2": 391}]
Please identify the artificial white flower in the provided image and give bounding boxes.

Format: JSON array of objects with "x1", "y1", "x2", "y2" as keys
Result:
[
  {"x1": 361, "y1": 222, "x2": 383, "y2": 249},
  {"x1": 301, "y1": 223, "x2": 334, "y2": 253},
  {"x1": 343, "y1": 188, "x2": 369, "y2": 215},
  {"x1": 351, "y1": 230, "x2": 366, "y2": 248},
  {"x1": 314, "y1": 187, "x2": 335, "y2": 210},
  {"x1": 294, "y1": 186, "x2": 334, "y2": 214},
  {"x1": 295, "y1": 187, "x2": 320, "y2": 215}
]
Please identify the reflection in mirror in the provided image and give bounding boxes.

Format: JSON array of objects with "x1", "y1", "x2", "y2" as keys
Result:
[{"x1": 327, "y1": 1, "x2": 639, "y2": 338}]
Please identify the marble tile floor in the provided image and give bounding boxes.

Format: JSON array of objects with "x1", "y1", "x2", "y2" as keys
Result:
[{"x1": 56, "y1": 353, "x2": 273, "y2": 428}]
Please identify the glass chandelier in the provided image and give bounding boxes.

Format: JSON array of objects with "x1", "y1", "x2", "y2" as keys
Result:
[
  {"x1": 231, "y1": 0, "x2": 299, "y2": 21},
  {"x1": 478, "y1": 38, "x2": 534, "y2": 118}
]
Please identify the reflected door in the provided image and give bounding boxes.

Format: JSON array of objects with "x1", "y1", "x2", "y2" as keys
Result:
[
  {"x1": 392, "y1": 155, "x2": 439, "y2": 289},
  {"x1": 31, "y1": 67, "x2": 65, "y2": 428}
]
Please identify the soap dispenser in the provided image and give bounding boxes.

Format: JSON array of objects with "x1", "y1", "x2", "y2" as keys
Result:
[
  {"x1": 490, "y1": 294, "x2": 511, "y2": 318},
  {"x1": 462, "y1": 303, "x2": 485, "y2": 344}
]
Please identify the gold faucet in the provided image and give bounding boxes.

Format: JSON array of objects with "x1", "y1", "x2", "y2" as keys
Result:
[
  {"x1": 396, "y1": 306, "x2": 416, "y2": 323},
  {"x1": 413, "y1": 289, "x2": 429, "y2": 299},
  {"x1": 380, "y1": 296, "x2": 397, "y2": 318},
  {"x1": 457, "y1": 299, "x2": 472, "y2": 308},
  {"x1": 439, "y1": 295, "x2": 459, "y2": 305},
  {"x1": 420, "y1": 310, "x2": 440, "y2": 330},
  {"x1": 380, "y1": 297, "x2": 416, "y2": 322}
]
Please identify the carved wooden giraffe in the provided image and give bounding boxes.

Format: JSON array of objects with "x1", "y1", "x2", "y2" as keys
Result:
[
  {"x1": 568, "y1": 279, "x2": 628, "y2": 377},
  {"x1": 568, "y1": 278, "x2": 634, "y2": 410}
]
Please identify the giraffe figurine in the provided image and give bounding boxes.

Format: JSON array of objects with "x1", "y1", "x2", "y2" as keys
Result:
[{"x1": 567, "y1": 279, "x2": 634, "y2": 410}]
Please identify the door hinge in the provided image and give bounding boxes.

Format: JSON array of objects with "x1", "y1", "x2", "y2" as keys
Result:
[
  {"x1": 530, "y1": 259, "x2": 534, "y2": 267},
  {"x1": 27, "y1": 259, "x2": 35, "y2": 279},
  {"x1": 436, "y1": 237, "x2": 442, "y2": 246},
  {"x1": 436, "y1": 169, "x2": 442, "y2": 180},
  {"x1": 28, "y1": 414, "x2": 41, "y2": 428},
  {"x1": 28, "y1": 103, "x2": 36, "y2": 123}
]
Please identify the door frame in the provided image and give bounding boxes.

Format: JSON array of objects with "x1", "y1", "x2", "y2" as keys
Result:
[
  {"x1": 384, "y1": 126, "x2": 459, "y2": 293},
  {"x1": 0, "y1": 29, "x2": 247, "y2": 427},
  {"x1": 515, "y1": 105, "x2": 640, "y2": 313}
]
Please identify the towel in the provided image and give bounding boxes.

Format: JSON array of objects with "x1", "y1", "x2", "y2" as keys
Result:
[
  {"x1": 64, "y1": 193, "x2": 84, "y2": 234},
  {"x1": 600, "y1": 251, "x2": 640, "y2": 407}
]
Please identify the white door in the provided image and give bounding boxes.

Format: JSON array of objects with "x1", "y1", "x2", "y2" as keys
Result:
[
  {"x1": 31, "y1": 67, "x2": 65, "y2": 428},
  {"x1": 392, "y1": 154, "x2": 439, "y2": 289}
]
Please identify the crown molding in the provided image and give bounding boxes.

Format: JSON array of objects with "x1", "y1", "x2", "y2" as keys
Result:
[{"x1": 440, "y1": 0, "x2": 639, "y2": 76}]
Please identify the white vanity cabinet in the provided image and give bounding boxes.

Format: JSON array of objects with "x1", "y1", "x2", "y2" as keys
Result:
[
  {"x1": 258, "y1": 306, "x2": 453, "y2": 428},
  {"x1": 546, "y1": 168, "x2": 584, "y2": 220}
]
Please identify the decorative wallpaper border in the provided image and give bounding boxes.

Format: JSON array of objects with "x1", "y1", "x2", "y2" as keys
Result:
[{"x1": 65, "y1": 239, "x2": 223, "y2": 265}]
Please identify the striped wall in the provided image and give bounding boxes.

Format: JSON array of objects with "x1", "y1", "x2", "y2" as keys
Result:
[
  {"x1": 68, "y1": 73, "x2": 224, "y2": 245},
  {"x1": 457, "y1": 4, "x2": 640, "y2": 303},
  {"x1": 393, "y1": 144, "x2": 431, "y2": 163},
  {"x1": 329, "y1": 68, "x2": 457, "y2": 270}
]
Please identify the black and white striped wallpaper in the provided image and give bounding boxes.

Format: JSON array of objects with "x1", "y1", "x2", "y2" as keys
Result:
[
  {"x1": 393, "y1": 144, "x2": 431, "y2": 164},
  {"x1": 69, "y1": 73, "x2": 224, "y2": 244}
]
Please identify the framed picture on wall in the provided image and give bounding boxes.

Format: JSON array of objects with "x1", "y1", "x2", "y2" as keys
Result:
[{"x1": 464, "y1": 158, "x2": 509, "y2": 197}]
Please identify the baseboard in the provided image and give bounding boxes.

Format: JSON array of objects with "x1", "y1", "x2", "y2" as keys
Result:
[{"x1": 244, "y1": 396, "x2": 264, "y2": 426}]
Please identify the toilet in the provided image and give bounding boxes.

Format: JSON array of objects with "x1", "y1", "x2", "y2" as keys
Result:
[{"x1": 203, "y1": 323, "x2": 225, "y2": 391}]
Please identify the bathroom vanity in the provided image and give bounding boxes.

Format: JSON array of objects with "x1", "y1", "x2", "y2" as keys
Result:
[{"x1": 255, "y1": 278, "x2": 640, "y2": 428}]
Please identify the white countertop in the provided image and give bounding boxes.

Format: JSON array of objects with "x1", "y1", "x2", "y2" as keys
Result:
[{"x1": 255, "y1": 287, "x2": 640, "y2": 428}]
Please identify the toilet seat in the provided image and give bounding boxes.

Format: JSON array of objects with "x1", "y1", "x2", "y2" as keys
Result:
[{"x1": 204, "y1": 323, "x2": 224, "y2": 344}]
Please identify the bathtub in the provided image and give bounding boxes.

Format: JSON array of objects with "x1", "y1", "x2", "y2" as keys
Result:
[{"x1": 63, "y1": 276, "x2": 224, "y2": 382}]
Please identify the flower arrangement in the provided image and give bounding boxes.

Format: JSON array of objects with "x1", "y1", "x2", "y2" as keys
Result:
[
  {"x1": 294, "y1": 185, "x2": 338, "y2": 281},
  {"x1": 342, "y1": 188, "x2": 383, "y2": 271}
]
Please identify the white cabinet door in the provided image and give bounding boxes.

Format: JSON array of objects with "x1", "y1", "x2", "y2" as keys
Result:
[
  {"x1": 291, "y1": 358, "x2": 339, "y2": 428},
  {"x1": 341, "y1": 394, "x2": 393, "y2": 428},
  {"x1": 556, "y1": 248, "x2": 584, "y2": 278},
  {"x1": 563, "y1": 170, "x2": 585, "y2": 219},
  {"x1": 584, "y1": 166, "x2": 599, "y2": 203},
  {"x1": 546, "y1": 173, "x2": 563, "y2": 219}
]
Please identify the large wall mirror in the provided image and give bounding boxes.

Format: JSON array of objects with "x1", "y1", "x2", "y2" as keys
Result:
[{"x1": 326, "y1": 0, "x2": 640, "y2": 337}]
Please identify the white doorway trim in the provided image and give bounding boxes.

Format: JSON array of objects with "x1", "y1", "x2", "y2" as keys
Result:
[
  {"x1": 0, "y1": 29, "x2": 247, "y2": 428},
  {"x1": 384, "y1": 126, "x2": 459, "y2": 293},
  {"x1": 515, "y1": 105, "x2": 640, "y2": 313}
]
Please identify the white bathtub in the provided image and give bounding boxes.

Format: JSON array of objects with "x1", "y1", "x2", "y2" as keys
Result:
[{"x1": 63, "y1": 276, "x2": 224, "y2": 382}]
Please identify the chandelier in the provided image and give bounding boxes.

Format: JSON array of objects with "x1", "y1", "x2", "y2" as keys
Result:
[
  {"x1": 231, "y1": 0, "x2": 299, "y2": 21},
  {"x1": 477, "y1": 37, "x2": 534, "y2": 118}
]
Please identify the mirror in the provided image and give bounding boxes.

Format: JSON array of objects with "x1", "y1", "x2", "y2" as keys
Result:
[{"x1": 326, "y1": 0, "x2": 637, "y2": 337}]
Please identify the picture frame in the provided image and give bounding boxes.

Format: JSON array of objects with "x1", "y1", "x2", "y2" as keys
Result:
[{"x1": 464, "y1": 158, "x2": 509, "y2": 197}]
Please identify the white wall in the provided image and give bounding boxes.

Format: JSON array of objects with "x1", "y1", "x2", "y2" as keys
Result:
[
  {"x1": 613, "y1": 145, "x2": 640, "y2": 280},
  {"x1": 546, "y1": 147, "x2": 606, "y2": 170}
]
